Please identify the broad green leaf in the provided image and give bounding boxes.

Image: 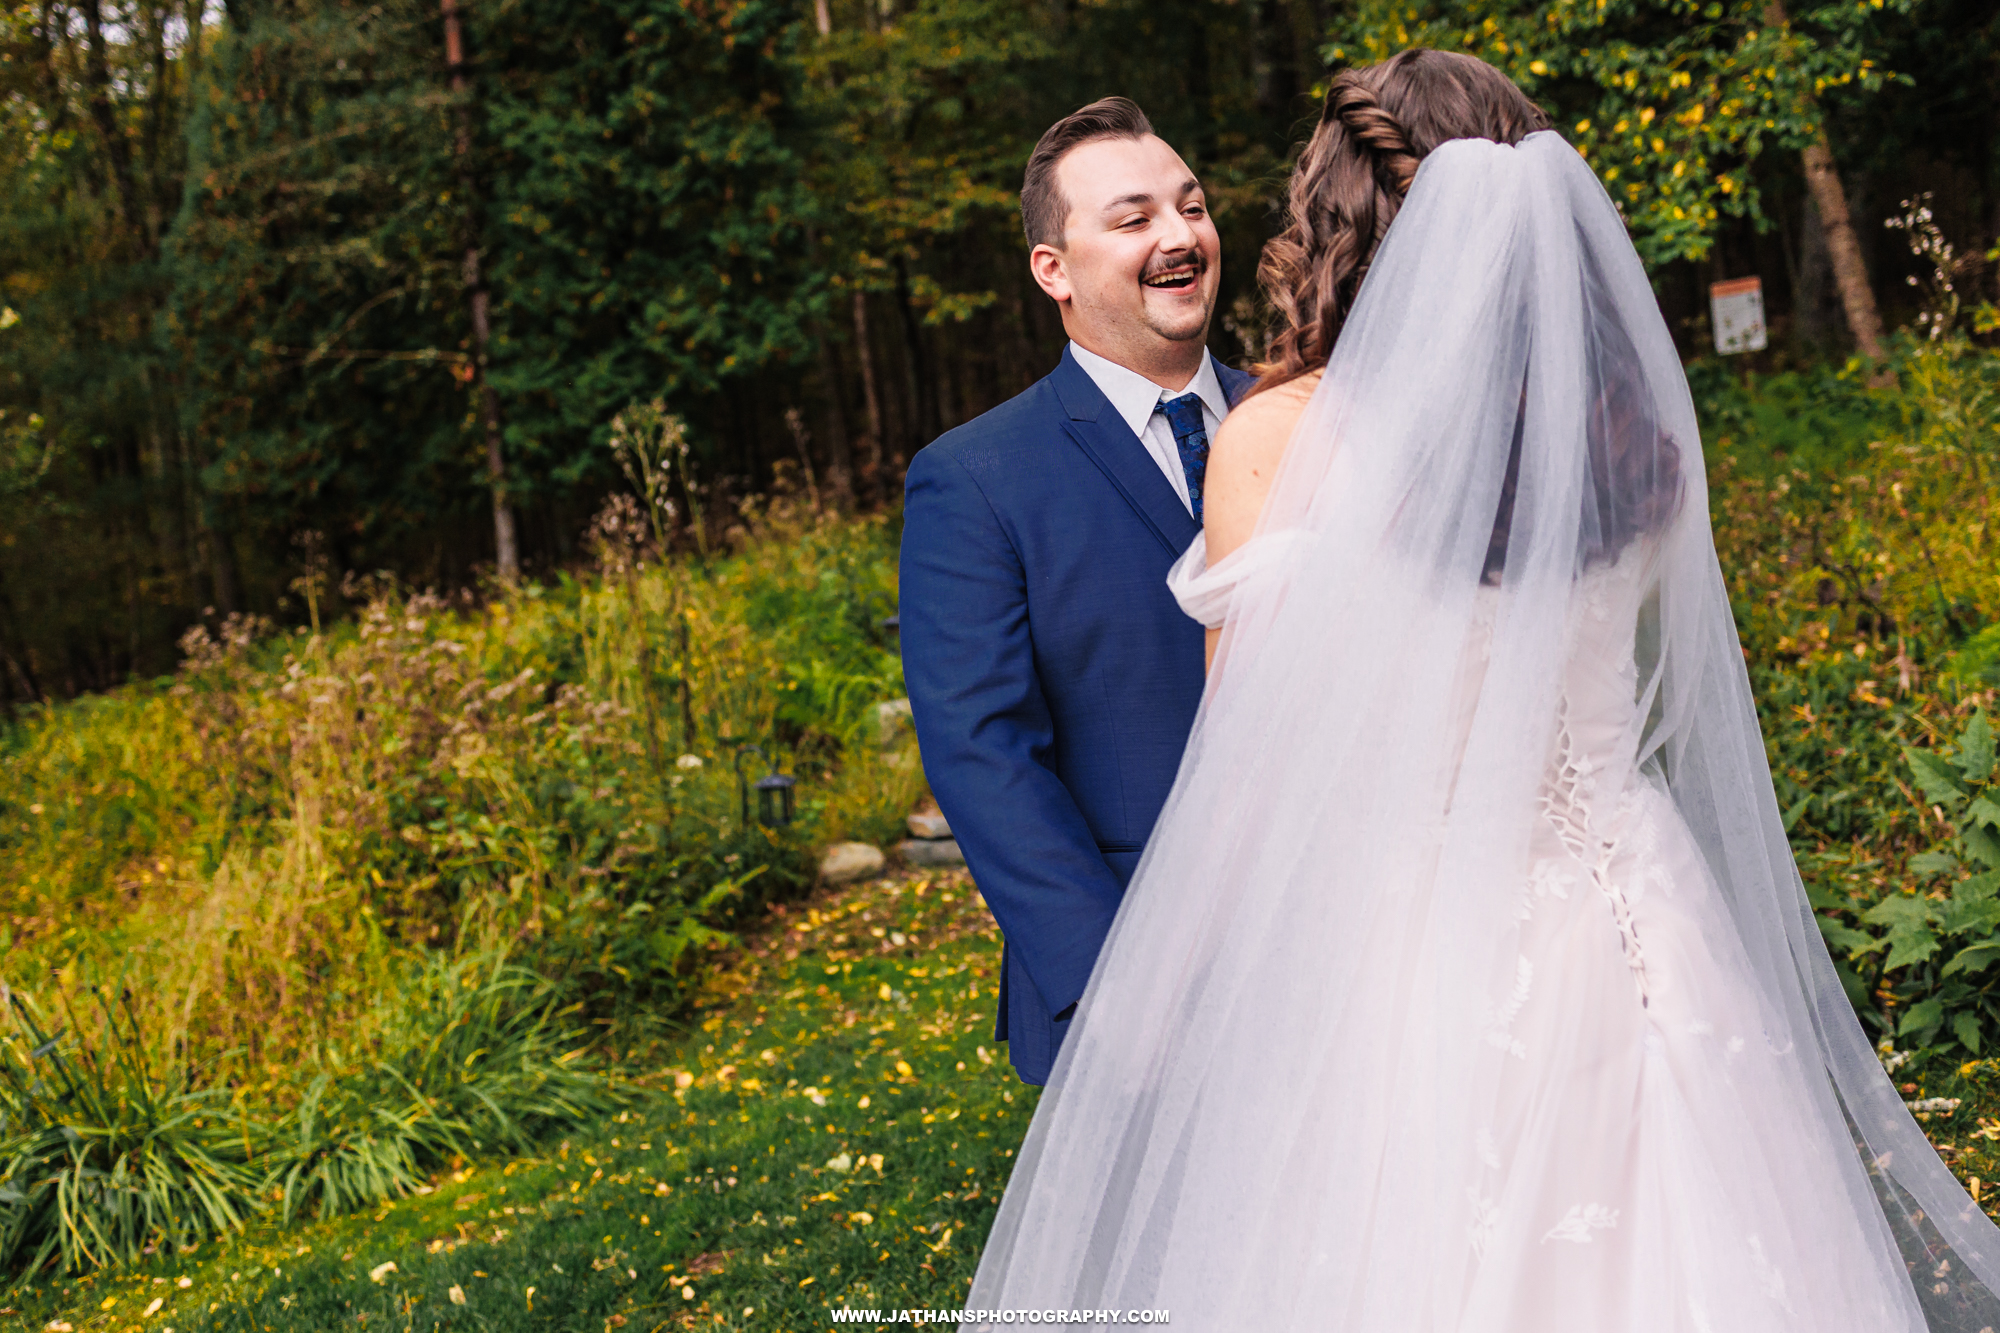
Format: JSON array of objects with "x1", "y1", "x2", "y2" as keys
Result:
[
  {"x1": 1816, "y1": 918, "x2": 1875, "y2": 958},
  {"x1": 1909, "y1": 850, "x2": 1961, "y2": 877},
  {"x1": 1834, "y1": 960, "x2": 1872, "y2": 1015},
  {"x1": 1944, "y1": 940, "x2": 2000, "y2": 977},
  {"x1": 1954, "y1": 1009, "x2": 1984, "y2": 1054},
  {"x1": 1906, "y1": 748, "x2": 1970, "y2": 809},
  {"x1": 1967, "y1": 825, "x2": 2000, "y2": 872},
  {"x1": 1958, "y1": 711, "x2": 1996, "y2": 783},
  {"x1": 1900, "y1": 996, "x2": 1947, "y2": 1039},
  {"x1": 1969, "y1": 795, "x2": 2000, "y2": 830},
  {"x1": 1861, "y1": 895, "x2": 1942, "y2": 971},
  {"x1": 1936, "y1": 890, "x2": 2000, "y2": 939},
  {"x1": 1961, "y1": 871, "x2": 2000, "y2": 901}
]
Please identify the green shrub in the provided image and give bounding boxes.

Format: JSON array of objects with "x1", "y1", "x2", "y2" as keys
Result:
[
  {"x1": 263, "y1": 950, "x2": 619, "y2": 1225},
  {"x1": 1708, "y1": 343, "x2": 2000, "y2": 1054},
  {"x1": 0, "y1": 501, "x2": 923, "y2": 1283},
  {"x1": 0, "y1": 985, "x2": 258, "y2": 1276},
  {"x1": 1832, "y1": 712, "x2": 2000, "y2": 1055},
  {"x1": 0, "y1": 951, "x2": 619, "y2": 1282}
]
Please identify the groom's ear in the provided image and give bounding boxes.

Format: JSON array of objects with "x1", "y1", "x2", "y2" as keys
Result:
[{"x1": 1029, "y1": 242, "x2": 1073, "y2": 307}]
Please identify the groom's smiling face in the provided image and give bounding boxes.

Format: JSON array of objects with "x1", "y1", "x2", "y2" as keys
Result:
[{"x1": 1030, "y1": 134, "x2": 1221, "y2": 382}]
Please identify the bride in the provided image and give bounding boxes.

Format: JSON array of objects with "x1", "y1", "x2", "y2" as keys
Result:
[{"x1": 960, "y1": 49, "x2": 2000, "y2": 1332}]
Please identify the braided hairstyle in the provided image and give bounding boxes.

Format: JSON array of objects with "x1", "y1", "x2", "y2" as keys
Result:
[{"x1": 1252, "y1": 50, "x2": 1550, "y2": 396}]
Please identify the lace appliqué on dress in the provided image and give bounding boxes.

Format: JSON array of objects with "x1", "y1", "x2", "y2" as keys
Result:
[
  {"x1": 1468, "y1": 1190, "x2": 1501, "y2": 1260},
  {"x1": 1516, "y1": 858, "x2": 1576, "y2": 922},
  {"x1": 1538, "y1": 697, "x2": 1652, "y2": 1008},
  {"x1": 1479, "y1": 956, "x2": 1535, "y2": 1059},
  {"x1": 1542, "y1": 1203, "x2": 1621, "y2": 1244}
]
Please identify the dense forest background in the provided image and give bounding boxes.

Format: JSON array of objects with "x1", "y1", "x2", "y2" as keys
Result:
[{"x1": 3, "y1": 0, "x2": 1997, "y2": 702}]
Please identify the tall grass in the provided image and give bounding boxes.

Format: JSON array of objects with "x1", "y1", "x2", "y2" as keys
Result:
[
  {"x1": 262, "y1": 951, "x2": 615, "y2": 1225},
  {"x1": 0, "y1": 491, "x2": 923, "y2": 1281},
  {"x1": 0, "y1": 984, "x2": 257, "y2": 1276}
]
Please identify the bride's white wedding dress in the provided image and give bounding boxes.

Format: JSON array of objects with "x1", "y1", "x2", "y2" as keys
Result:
[{"x1": 959, "y1": 133, "x2": 2000, "y2": 1331}]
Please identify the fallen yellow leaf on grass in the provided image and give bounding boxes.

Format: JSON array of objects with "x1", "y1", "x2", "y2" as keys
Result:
[
  {"x1": 448, "y1": 1285, "x2": 466, "y2": 1306},
  {"x1": 144, "y1": 1298, "x2": 164, "y2": 1317},
  {"x1": 849, "y1": 1211, "x2": 874, "y2": 1225},
  {"x1": 369, "y1": 1262, "x2": 397, "y2": 1283}
]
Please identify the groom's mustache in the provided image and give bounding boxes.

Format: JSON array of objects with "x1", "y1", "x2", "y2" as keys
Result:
[{"x1": 1140, "y1": 254, "x2": 1206, "y2": 291}]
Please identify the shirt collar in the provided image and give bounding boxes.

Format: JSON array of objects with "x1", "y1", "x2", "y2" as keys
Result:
[{"x1": 1068, "y1": 341, "x2": 1230, "y2": 442}]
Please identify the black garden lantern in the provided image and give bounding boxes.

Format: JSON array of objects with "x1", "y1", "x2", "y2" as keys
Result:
[{"x1": 735, "y1": 745, "x2": 797, "y2": 829}]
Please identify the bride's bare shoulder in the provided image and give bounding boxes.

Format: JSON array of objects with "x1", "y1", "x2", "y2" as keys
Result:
[
  {"x1": 1204, "y1": 370, "x2": 1321, "y2": 564},
  {"x1": 1212, "y1": 371, "x2": 1321, "y2": 476}
]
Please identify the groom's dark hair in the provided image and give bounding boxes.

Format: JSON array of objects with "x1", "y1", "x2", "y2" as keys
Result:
[{"x1": 1021, "y1": 97, "x2": 1154, "y2": 249}]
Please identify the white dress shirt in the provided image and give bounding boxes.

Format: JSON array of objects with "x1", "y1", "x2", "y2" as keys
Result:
[{"x1": 1068, "y1": 341, "x2": 1230, "y2": 516}]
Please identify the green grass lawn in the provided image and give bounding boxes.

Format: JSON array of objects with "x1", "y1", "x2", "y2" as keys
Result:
[
  {"x1": 18, "y1": 862, "x2": 2000, "y2": 1333},
  {"x1": 7, "y1": 866, "x2": 1029, "y2": 1333}
]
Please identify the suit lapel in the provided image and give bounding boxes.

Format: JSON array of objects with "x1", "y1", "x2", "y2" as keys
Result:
[
  {"x1": 1051, "y1": 348, "x2": 1200, "y2": 557},
  {"x1": 1215, "y1": 357, "x2": 1256, "y2": 407}
]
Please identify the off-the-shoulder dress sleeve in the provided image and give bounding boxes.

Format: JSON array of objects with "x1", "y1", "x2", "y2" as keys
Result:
[{"x1": 1166, "y1": 529, "x2": 1317, "y2": 629}]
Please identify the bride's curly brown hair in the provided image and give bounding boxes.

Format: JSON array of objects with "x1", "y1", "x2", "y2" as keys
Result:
[{"x1": 1252, "y1": 49, "x2": 1549, "y2": 396}]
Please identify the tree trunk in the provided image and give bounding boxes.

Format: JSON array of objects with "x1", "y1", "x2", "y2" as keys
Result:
[
  {"x1": 1800, "y1": 136, "x2": 1887, "y2": 362},
  {"x1": 892, "y1": 257, "x2": 934, "y2": 460},
  {"x1": 80, "y1": 0, "x2": 146, "y2": 248},
  {"x1": 852, "y1": 290, "x2": 885, "y2": 493},
  {"x1": 1248, "y1": 0, "x2": 1276, "y2": 119},
  {"x1": 1790, "y1": 189, "x2": 1835, "y2": 349},
  {"x1": 143, "y1": 4, "x2": 171, "y2": 234},
  {"x1": 31, "y1": 1, "x2": 59, "y2": 123},
  {"x1": 819, "y1": 336, "x2": 857, "y2": 511},
  {"x1": 202, "y1": 503, "x2": 242, "y2": 615},
  {"x1": 1765, "y1": 0, "x2": 1886, "y2": 363},
  {"x1": 442, "y1": 0, "x2": 519, "y2": 580}
]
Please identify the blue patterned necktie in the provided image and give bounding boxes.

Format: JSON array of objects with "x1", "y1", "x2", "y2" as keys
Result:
[{"x1": 1155, "y1": 392, "x2": 1210, "y2": 524}]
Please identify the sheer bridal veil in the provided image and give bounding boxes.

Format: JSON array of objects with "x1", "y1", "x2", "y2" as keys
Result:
[{"x1": 962, "y1": 132, "x2": 2000, "y2": 1330}]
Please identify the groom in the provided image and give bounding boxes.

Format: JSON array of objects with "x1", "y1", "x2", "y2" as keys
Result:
[{"x1": 899, "y1": 98, "x2": 1252, "y2": 1085}]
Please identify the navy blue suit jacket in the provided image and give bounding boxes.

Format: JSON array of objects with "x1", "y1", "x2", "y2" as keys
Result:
[{"x1": 899, "y1": 346, "x2": 1254, "y2": 1084}]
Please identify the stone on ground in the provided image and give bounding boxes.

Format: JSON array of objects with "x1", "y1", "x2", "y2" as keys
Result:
[
  {"x1": 906, "y1": 809, "x2": 952, "y2": 839},
  {"x1": 896, "y1": 837, "x2": 965, "y2": 867},
  {"x1": 820, "y1": 842, "x2": 886, "y2": 884},
  {"x1": 874, "y1": 698, "x2": 914, "y2": 750}
]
